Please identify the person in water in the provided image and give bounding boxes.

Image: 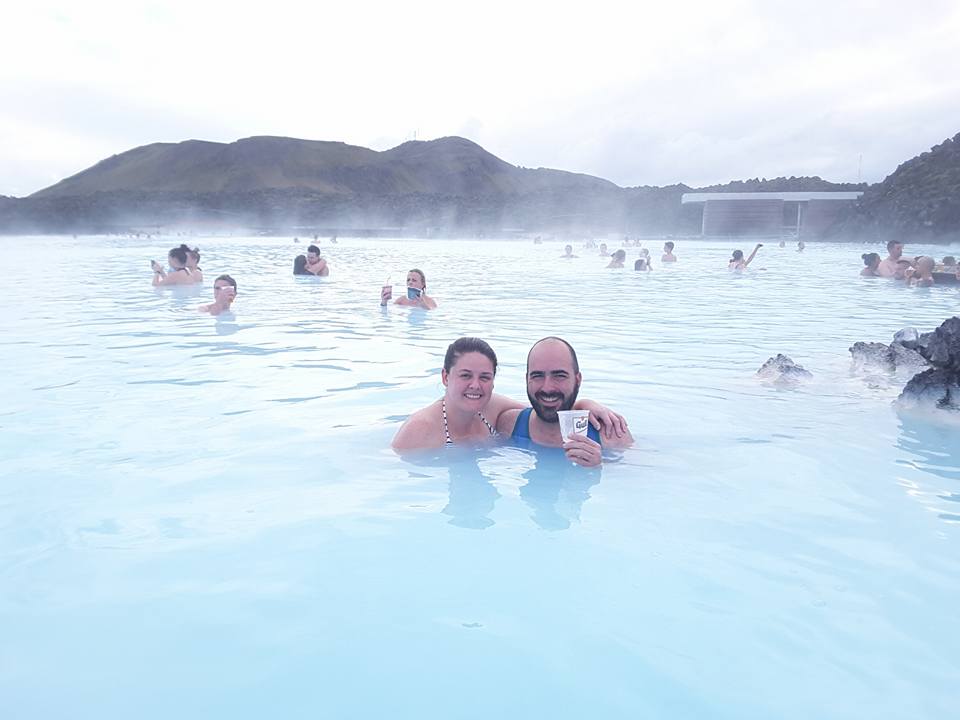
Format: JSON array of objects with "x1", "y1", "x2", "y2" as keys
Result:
[
  {"x1": 729, "y1": 243, "x2": 762, "y2": 270},
  {"x1": 661, "y1": 241, "x2": 677, "y2": 263},
  {"x1": 634, "y1": 257, "x2": 651, "y2": 272},
  {"x1": 392, "y1": 337, "x2": 628, "y2": 451},
  {"x1": 607, "y1": 249, "x2": 626, "y2": 268},
  {"x1": 861, "y1": 252, "x2": 881, "y2": 277},
  {"x1": 198, "y1": 275, "x2": 237, "y2": 315},
  {"x1": 496, "y1": 337, "x2": 633, "y2": 467},
  {"x1": 380, "y1": 268, "x2": 437, "y2": 309},
  {"x1": 598, "y1": 242, "x2": 609, "y2": 257},
  {"x1": 185, "y1": 247, "x2": 204, "y2": 284},
  {"x1": 907, "y1": 256, "x2": 936, "y2": 287},
  {"x1": 152, "y1": 244, "x2": 194, "y2": 286},
  {"x1": 877, "y1": 240, "x2": 905, "y2": 278},
  {"x1": 305, "y1": 245, "x2": 329, "y2": 276},
  {"x1": 293, "y1": 254, "x2": 312, "y2": 275},
  {"x1": 561, "y1": 244, "x2": 578, "y2": 259}
]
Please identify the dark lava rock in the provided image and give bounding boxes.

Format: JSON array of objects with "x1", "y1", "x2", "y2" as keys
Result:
[
  {"x1": 890, "y1": 342, "x2": 929, "y2": 372},
  {"x1": 893, "y1": 327, "x2": 919, "y2": 349},
  {"x1": 850, "y1": 342, "x2": 895, "y2": 372},
  {"x1": 898, "y1": 368, "x2": 960, "y2": 410},
  {"x1": 757, "y1": 354, "x2": 813, "y2": 383},
  {"x1": 923, "y1": 317, "x2": 960, "y2": 370}
]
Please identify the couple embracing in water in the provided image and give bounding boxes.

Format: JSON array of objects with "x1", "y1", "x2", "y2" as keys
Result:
[{"x1": 393, "y1": 337, "x2": 633, "y2": 466}]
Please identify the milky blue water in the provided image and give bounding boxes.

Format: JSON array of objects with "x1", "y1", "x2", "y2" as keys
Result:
[{"x1": 1, "y1": 235, "x2": 959, "y2": 719}]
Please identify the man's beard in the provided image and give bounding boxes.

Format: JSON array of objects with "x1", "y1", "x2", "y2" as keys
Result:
[{"x1": 528, "y1": 381, "x2": 580, "y2": 423}]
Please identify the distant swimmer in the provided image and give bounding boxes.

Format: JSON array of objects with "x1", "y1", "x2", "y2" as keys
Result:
[
  {"x1": 185, "y1": 247, "x2": 204, "y2": 284},
  {"x1": 877, "y1": 241, "x2": 904, "y2": 278},
  {"x1": 908, "y1": 256, "x2": 935, "y2": 287},
  {"x1": 329, "y1": 235, "x2": 338, "y2": 244},
  {"x1": 634, "y1": 257, "x2": 651, "y2": 272},
  {"x1": 661, "y1": 241, "x2": 677, "y2": 262},
  {"x1": 391, "y1": 337, "x2": 628, "y2": 453},
  {"x1": 779, "y1": 239, "x2": 786, "y2": 248},
  {"x1": 198, "y1": 275, "x2": 237, "y2": 315},
  {"x1": 797, "y1": 239, "x2": 805, "y2": 252},
  {"x1": 151, "y1": 244, "x2": 194, "y2": 286},
  {"x1": 305, "y1": 245, "x2": 329, "y2": 276},
  {"x1": 293, "y1": 254, "x2": 312, "y2": 275},
  {"x1": 380, "y1": 268, "x2": 437, "y2": 309},
  {"x1": 561, "y1": 244, "x2": 578, "y2": 259},
  {"x1": 598, "y1": 242, "x2": 609, "y2": 256},
  {"x1": 496, "y1": 337, "x2": 633, "y2": 467},
  {"x1": 607, "y1": 249, "x2": 626, "y2": 268},
  {"x1": 729, "y1": 243, "x2": 762, "y2": 271},
  {"x1": 937, "y1": 256, "x2": 957, "y2": 271},
  {"x1": 861, "y1": 252, "x2": 881, "y2": 277}
]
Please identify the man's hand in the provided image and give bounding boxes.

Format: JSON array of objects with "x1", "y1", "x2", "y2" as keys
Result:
[
  {"x1": 586, "y1": 405, "x2": 628, "y2": 440},
  {"x1": 563, "y1": 434, "x2": 602, "y2": 467}
]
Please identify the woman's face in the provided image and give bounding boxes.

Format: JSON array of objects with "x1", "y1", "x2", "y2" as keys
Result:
[
  {"x1": 442, "y1": 352, "x2": 495, "y2": 411},
  {"x1": 186, "y1": 252, "x2": 198, "y2": 268},
  {"x1": 169, "y1": 253, "x2": 185, "y2": 269},
  {"x1": 406, "y1": 272, "x2": 425, "y2": 290}
]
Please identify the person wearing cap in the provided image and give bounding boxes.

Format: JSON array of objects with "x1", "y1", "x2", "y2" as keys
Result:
[
  {"x1": 606, "y1": 249, "x2": 626, "y2": 268},
  {"x1": 496, "y1": 337, "x2": 633, "y2": 467}
]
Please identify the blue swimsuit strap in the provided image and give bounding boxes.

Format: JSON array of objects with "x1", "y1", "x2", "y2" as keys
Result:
[{"x1": 511, "y1": 407, "x2": 601, "y2": 442}]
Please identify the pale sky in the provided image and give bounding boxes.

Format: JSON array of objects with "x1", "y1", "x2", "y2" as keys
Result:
[{"x1": 3, "y1": 0, "x2": 959, "y2": 197}]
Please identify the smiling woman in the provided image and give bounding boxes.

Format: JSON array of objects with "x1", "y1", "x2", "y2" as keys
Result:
[{"x1": 391, "y1": 337, "x2": 504, "y2": 450}]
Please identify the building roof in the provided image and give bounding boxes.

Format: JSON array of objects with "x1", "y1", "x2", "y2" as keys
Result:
[{"x1": 681, "y1": 191, "x2": 863, "y2": 204}]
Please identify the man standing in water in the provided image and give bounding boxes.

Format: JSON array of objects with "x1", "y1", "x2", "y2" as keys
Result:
[
  {"x1": 199, "y1": 275, "x2": 237, "y2": 315},
  {"x1": 877, "y1": 240, "x2": 905, "y2": 277},
  {"x1": 497, "y1": 337, "x2": 633, "y2": 466},
  {"x1": 305, "y1": 245, "x2": 329, "y2": 276}
]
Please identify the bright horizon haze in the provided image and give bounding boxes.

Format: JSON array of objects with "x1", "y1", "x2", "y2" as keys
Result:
[{"x1": 3, "y1": 0, "x2": 959, "y2": 197}]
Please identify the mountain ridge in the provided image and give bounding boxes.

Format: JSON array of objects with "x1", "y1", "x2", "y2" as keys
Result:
[{"x1": 4, "y1": 132, "x2": 956, "y2": 238}]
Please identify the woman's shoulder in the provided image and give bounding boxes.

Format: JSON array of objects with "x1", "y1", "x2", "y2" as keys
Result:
[{"x1": 392, "y1": 402, "x2": 441, "y2": 449}]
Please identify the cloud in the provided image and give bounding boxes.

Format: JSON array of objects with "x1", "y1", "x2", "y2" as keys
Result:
[{"x1": 2, "y1": 0, "x2": 959, "y2": 194}]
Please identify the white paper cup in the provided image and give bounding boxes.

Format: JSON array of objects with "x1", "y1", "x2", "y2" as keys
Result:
[{"x1": 557, "y1": 410, "x2": 590, "y2": 441}]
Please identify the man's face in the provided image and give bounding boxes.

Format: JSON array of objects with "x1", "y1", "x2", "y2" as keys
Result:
[
  {"x1": 214, "y1": 281, "x2": 236, "y2": 304},
  {"x1": 307, "y1": 250, "x2": 319, "y2": 263},
  {"x1": 890, "y1": 243, "x2": 903, "y2": 260},
  {"x1": 526, "y1": 341, "x2": 582, "y2": 423}
]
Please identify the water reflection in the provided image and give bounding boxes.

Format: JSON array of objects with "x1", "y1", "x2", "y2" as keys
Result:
[
  {"x1": 399, "y1": 443, "x2": 601, "y2": 531},
  {"x1": 895, "y1": 412, "x2": 960, "y2": 522},
  {"x1": 517, "y1": 446, "x2": 601, "y2": 531}
]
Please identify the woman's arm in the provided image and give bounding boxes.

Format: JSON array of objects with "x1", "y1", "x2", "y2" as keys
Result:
[{"x1": 744, "y1": 243, "x2": 762, "y2": 266}]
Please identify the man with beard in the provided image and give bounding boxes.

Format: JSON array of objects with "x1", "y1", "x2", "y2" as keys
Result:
[{"x1": 496, "y1": 337, "x2": 633, "y2": 466}]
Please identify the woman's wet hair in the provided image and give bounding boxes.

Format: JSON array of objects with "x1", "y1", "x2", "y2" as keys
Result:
[
  {"x1": 214, "y1": 274, "x2": 237, "y2": 290},
  {"x1": 731, "y1": 250, "x2": 744, "y2": 261},
  {"x1": 862, "y1": 252, "x2": 880, "y2": 266},
  {"x1": 168, "y1": 244, "x2": 189, "y2": 264},
  {"x1": 634, "y1": 258, "x2": 647, "y2": 270},
  {"x1": 943, "y1": 256, "x2": 957, "y2": 266},
  {"x1": 443, "y1": 337, "x2": 497, "y2": 374},
  {"x1": 409, "y1": 268, "x2": 426, "y2": 288},
  {"x1": 293, "y1": 254, "x2": 309, "y2": 274},
  {"x1": 612, "y1": 250, "x2": 626, "y2": 260},
  {"x1": 187, "y1": 246, "x2": 200, "y2": 263},
  {"x1": 664, "y1": 241, "x2": 675, "y2": 251}
]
